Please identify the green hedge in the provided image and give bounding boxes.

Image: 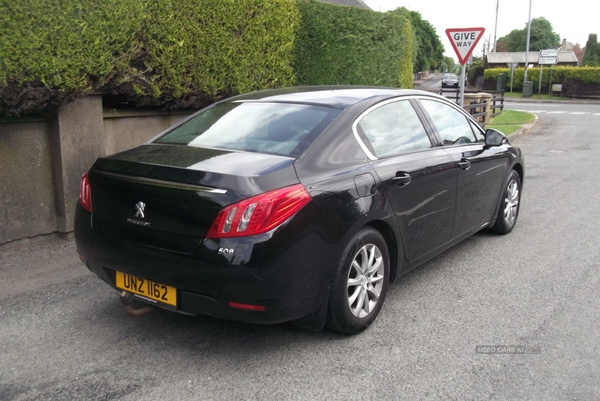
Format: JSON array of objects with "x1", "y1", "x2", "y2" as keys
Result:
[
  {"x1": 293, "y1": 0, "x2": 413, "y2": 88},
  {"x1": 0, "y1": 0, "x2": 147, "y2": 115},
  {"x1": 484, "y1": 67, "x2": 600, "y2": 91},
  {"x1": 1, "y1": 0, "x2": 414, "y2": 117},
  {"x1": 122, "y1": 0, "x2": 299, "y2": 108},
  {"x1": 0, "y1": 0, "x2": 299, "y2": 116}
]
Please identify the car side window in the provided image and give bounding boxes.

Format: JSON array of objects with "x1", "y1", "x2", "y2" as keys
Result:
[
  {"x1": 357, "y1": 100, "x2": 432, "y2": 158},
  {"x1": 420, "y1": 99, "x2": 478, "y2": 146}
]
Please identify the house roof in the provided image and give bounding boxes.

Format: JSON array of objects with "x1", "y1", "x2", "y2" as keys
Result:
[
  {"x1": 316, "y1": 0, "x2": 372, "y2": 9},
  {"x1": 487, "y1": 51, "x2": 579, "y2": 64}
]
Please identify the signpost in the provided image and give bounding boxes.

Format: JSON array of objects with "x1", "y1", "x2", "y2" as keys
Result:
[
  {"x1": 538, "y1": 49, "x2": 559, "y2": 94},
  {"x1": 507, "y1": 62, "x2": 517, "y2": 92},
  {"x1": 539, "y1": 49, "x2": 558, "y2": 57},
  {"x1": 538, "y1": 56, "x2": 558, "y2": 65},
  {"x1": 445, "y1": 28, "x2": 485, "y2": 106}
]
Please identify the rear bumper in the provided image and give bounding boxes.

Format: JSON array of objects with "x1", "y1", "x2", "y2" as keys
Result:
[{"x1": 74, "y1": 203, "x2": 340, "y2": 326}]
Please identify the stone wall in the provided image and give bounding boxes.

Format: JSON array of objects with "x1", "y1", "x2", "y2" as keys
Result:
[
  {"x1": 0, "y1": 96, "x2": 190, "y2": 244},
  {"x1": 0, "y1": 119, "x2": 57, "y2": 241}
]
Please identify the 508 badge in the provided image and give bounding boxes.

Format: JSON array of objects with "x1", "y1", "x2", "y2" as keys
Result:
[{"x1": 218, "y1": 248, "x2": 234, "y2": 255}]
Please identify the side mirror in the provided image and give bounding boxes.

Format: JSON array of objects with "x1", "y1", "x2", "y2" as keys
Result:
[{"x1": 485, "y1": 128, "x2": 506, "y2": 147}]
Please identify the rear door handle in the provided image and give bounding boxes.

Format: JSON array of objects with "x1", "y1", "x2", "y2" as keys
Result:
[
  {"x1": 458, "y1": 159, "x2": 471, "y2": 171},
  {"x1": 392, "y1": 172, "x2": 411, "y2": 187}
]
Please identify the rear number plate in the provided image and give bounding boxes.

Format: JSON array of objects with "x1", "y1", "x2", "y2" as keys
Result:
[{"x1": 115, "y1": 271, "x2": 177, "y2": 306}]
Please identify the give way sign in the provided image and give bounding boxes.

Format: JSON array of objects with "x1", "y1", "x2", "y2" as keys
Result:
[{"x1": 445, "y1": 28, "x2": 485, "y2": 65}]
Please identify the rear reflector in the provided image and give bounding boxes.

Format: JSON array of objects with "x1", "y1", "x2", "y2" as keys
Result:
[
  {"x1": 206, "y1": 184, "x2": 311, "y2": 238},
  {"x1": 79, "y1": 171, "x2": 92, "y2": 212},
  {"x1": 228, "y1": 302, "x2": 266, "y2": 312}
]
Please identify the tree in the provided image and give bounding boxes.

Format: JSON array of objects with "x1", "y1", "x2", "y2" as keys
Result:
[
  {"x1": 388, "y1": 8, "x2": 444, "y2": 72},
  {"x1": 440, "y1": 56, "x2": 456, "y2": 73},
  {"x1": 496, "y1": 17, "x2": 560, "y2": 52},
  {"x1": 496, "y1": 29, "x2": 522, "y2": 52},
  {"x1": 583, "y1": 34, "x2": 599, "y2": 66}
]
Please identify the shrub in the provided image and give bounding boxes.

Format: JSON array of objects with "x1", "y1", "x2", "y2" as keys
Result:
[
  {"x1": 0, "y1": 0, "x2": 299, "y2": 116},
  {"x1": 484, "y1": 66, "x2": 600, "y2": 91},
  {"x1": 294, "y1": 0, "x2": 413, "y2": 88},
  {"x1": 0, "y1": 0, "x2": 147, "y2": 115},
  {"x1": 113, "y1": 0, "x2": 299, "y2": 109},
  {"x1": 1, "y1": 0, "x2": 415, "y2": 116}
]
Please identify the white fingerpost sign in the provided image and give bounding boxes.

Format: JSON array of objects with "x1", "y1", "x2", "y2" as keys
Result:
[
  {"x1": 445, "y1": 28, "x2": 486, "y2": 65},
  {"x1": 538, "y1": 56, "x2": 558, "y2": 65},
  {"x1": 539, "y1": 49, "x2": 558, "y2": 57}
]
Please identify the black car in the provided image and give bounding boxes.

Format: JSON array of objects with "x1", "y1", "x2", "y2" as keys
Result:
[
  {"x1": 441, "y1": 73, "x2": 459, "y2": 88},
  {"x1": 75, "y1": 87, "x2": 524, "y2": 335}
]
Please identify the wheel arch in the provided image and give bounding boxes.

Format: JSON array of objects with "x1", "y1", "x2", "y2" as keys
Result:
[
  {"x1": 364, "y1": 220, "x2": 401, "y2": 282},
  {"x1": 512, "y1": 162, "x2": 524, "y2": 187}
]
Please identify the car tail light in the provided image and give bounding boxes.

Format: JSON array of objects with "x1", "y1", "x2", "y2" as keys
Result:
[
  {"x1": 79, "y1": 171, "x2": 92, "y2": 212},
  {"x1": 206, "y1": 184, "x2": 311, "y2": 238}
]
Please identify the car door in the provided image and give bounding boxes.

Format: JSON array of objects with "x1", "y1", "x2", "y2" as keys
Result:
[
  {"x1": 417, "y1": 98, "x2": 509, "y2": 238},
  {"x1": 354, "y1": 98, "x2": 457, "y2": 262}
]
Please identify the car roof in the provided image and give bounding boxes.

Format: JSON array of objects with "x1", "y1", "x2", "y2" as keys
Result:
[{"x1": 222, "y1": 86, "x2": 434, "y2": 109}]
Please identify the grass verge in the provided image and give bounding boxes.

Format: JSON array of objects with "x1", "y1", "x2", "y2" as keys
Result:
[
  {"x1": 503, "y1": 92, "x2": 565, "y2": 101},
  {"x1": 487, "y1": 110, "x2": 535, "y2": 135}
]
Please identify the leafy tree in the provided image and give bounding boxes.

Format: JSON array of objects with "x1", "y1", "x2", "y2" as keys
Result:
[
  {"x1": 495, "y1": 39, "x2": 507, "y2": 52},
  {"x1": 388, "y1": 7, "x2": 444, "y2": 72},
  {"x1": 496, "y1": 17, "x2": 560, "y2": 52},
  {"x1": 583, "y1": 34, "x2": 599, "y2": 66},
  {"x1": 496, "y1": 29, "x2": 521, "y2": 52},
  {"x1": 440, "y1": 56, "x2": 456, "y2": 72},
  {"x1": 467, "y1": 58, "x2": 483, "y2": 83}
]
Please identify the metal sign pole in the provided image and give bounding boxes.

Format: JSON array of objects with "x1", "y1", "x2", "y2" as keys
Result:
[
  {"x1": 460, "y1": 63, "x2": 466, "y2": 107},
  {"x1": 539, "y1": 65, "x2": 543, "y2": 94},
  {"x1": 548, "y1": 65, "x2": 554, "y2": 96},
  {"x1": 510, "y1": 64, "x2": 515, "y2": 92},
  {"x1": 524, "y1": 0, "x2": 532, "y2": 82}
]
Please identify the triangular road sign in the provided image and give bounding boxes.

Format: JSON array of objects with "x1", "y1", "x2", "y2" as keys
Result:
[{"x1": 445, "y1": 28, "x2": 485, "y2": 65}]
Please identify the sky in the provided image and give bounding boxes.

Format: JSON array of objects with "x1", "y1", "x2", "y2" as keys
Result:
[{"x1": 363, "y1": 0, "x2": 597, "y2": 60}]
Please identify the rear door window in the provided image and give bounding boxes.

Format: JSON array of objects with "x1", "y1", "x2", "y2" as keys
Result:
[{"x1": 355, "y1": 100, "x2": 432, "y2": 158}]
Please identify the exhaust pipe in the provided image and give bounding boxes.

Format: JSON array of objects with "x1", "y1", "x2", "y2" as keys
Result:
[{"x1": 120, "y1": 291, "x2": 154, "y2": 316}]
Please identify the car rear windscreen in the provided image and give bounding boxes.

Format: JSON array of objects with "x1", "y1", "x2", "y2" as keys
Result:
[{"x1": 155, "y1": 102, "x2": 341, "y2": 158}]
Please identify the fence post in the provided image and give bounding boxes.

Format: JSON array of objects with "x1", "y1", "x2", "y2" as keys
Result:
[{"x1": 480, "y1": 93, "x2": 493, "y2": 125}]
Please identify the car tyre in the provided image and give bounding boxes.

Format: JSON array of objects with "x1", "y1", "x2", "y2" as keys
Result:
[
  {"x1": 490, "y1": 170, "x2": 521, "y2": 234},
  {"x1": 325, "y1": 227, "x2": 389, "y2": 335}
]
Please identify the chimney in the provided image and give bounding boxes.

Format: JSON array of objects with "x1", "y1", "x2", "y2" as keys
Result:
[{"x1": 560, "y1": 38, "x2": 567, "y2": 51}]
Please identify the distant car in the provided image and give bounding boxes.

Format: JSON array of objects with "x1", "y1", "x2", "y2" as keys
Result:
[
  {"x1": 75, "y1": 87, "x2": 524, "y2": 335},
  {"x1": 441, "y1": 73, "x2": 459, "y2": 88}
]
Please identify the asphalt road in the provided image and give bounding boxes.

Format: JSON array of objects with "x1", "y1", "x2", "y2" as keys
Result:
[{"x1": 1, "y1": 106, "x2": 600, "y2": 400}]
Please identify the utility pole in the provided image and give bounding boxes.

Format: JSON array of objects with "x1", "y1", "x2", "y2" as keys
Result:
[
  {"x1": 493, "y1": 0, "x2": 499, "y2": 52},
  {"x1": 524, "y1": 0, "x2": 532, "y2": 82}
]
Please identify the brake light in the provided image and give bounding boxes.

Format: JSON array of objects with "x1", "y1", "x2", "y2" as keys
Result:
[
  {"x1": 206, "y1": 184, "x2": 311, "y2": 238},
  {"x1": 79, "y1": 171, "x2": 92, "y2": 212}
]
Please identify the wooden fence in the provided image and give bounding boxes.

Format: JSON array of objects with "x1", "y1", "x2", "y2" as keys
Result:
[{"x1": 436, "y1": 89, "x2": 505, "y2": 127}]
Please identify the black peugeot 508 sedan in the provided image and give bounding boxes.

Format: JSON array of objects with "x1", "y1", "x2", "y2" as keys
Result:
[{"x1": 74, "y1": 87, "x2": 524, "y2": 334}]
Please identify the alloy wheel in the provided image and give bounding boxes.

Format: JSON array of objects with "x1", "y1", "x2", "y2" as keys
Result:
[
  {"x1": 504, "y1": 178, "x2": 520, "y2": 226},
  {"x1": 346, "y1": 244, "x2": 385, "y2": 318}
]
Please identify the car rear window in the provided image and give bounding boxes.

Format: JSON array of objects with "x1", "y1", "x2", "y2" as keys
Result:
[{"x1": 155, "y1": 102, "x2": 341, "y2": 157}]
